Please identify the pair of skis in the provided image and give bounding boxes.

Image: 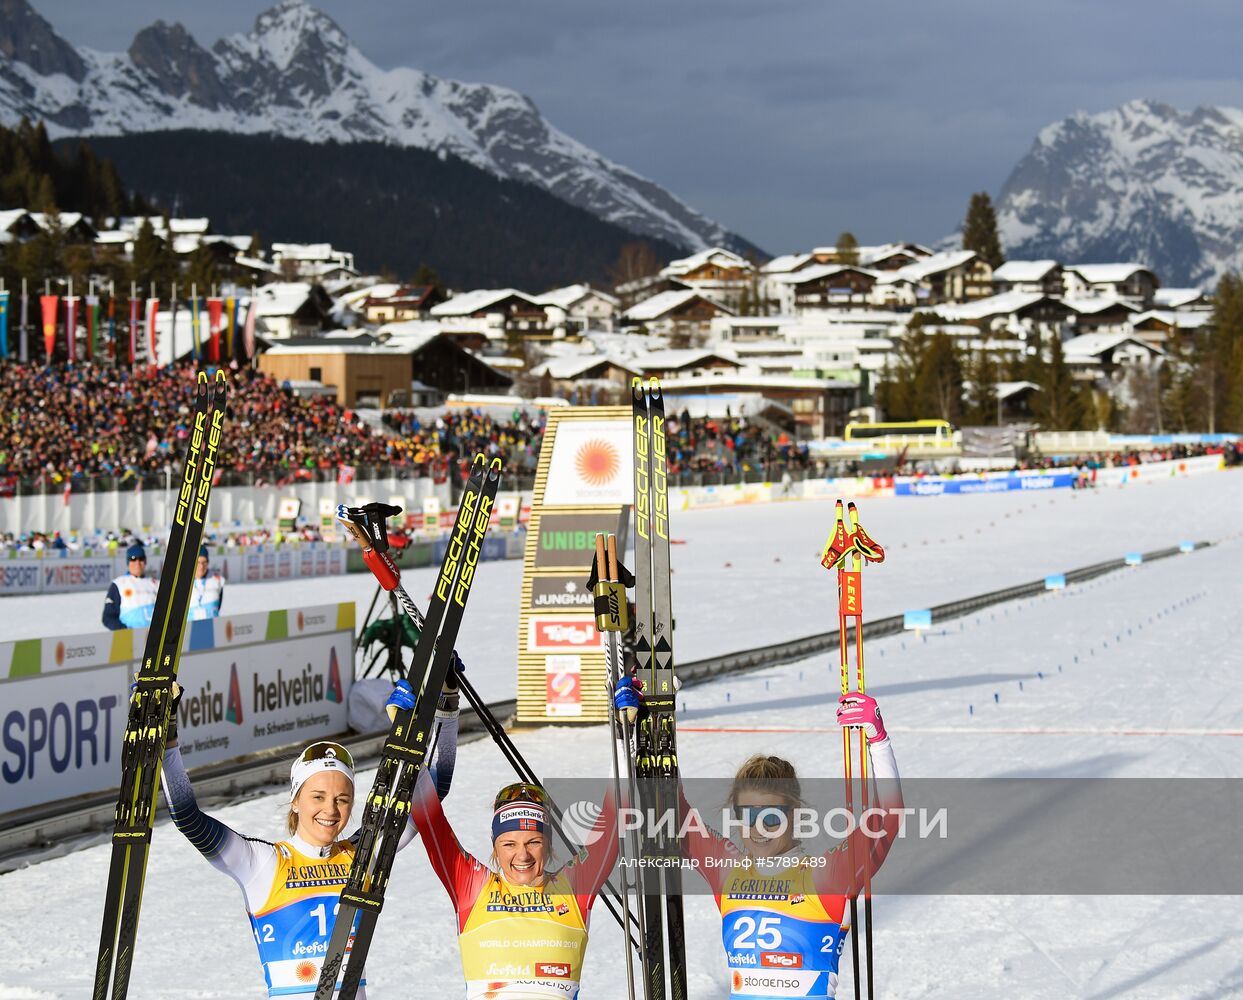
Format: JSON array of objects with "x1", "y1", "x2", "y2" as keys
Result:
[
  {"x1": 315, "y1": 454, "x2": 502, "y2": 1000},
  {"x1": 821, "y1": 499, "x2": 885, "y2": 1000},
  {"x1": 630, "y1": 377, "x2": 688, "y2": 1000},
  {"x1": 94, "y1": 369, "x2": 229, "y2": 1000}
]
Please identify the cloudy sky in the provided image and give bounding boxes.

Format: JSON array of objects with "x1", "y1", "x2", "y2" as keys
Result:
[{"x1": 39, "y1": 0, "x2": 1243, "y2": 253}]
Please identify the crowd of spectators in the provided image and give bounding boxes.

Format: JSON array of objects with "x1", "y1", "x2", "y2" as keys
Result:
[
  {"x1": 663, "y1": 410, "x2": 813, "y2": 478},
  {"x1": 0, "y1": 362, "x2": 547, "y2": 491},
  {"x1": 0, "y1": 524, "x2": 333, "y2": 557}
]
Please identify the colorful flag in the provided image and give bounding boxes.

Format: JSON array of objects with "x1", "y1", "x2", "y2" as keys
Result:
[
  {"x1": 128, "y1": 297, "x2": 140, "y2": 365},
  {"x1": 146, "y1": 298, "x2": 160, "y2": 365},
  {"x1": 19, "y1": 287, "x2": 29, "y2": 363},
  {"x1": 190, "y1": 296, "x2": 202, "y2": 360},
  {"x1": 243, "y1": 296, "x2": 257, "y2": 361},
  {"x1": 62, "y1": 480, "x2": 71, "y2": 507},
  {"x1": 107, "y1": 293, "x2": 116, "y2": 363},
  {"x1": 225, "y1": 296, "x2": 237, "y2": 363},
  {"x1": 169, "y1": 296, "x2": 180, "y2": 364},
  {"x1": 337, "y1": 465, "x2": 355, "y2": 486},
  {"x1": 0, "y1": 290, "x2": 8, "y2": 359},
  {"x1": 39, "y1": 294, "x2": 58, "y2": 364},
  {"x1": 207, "y1": 297, "x2": 223, "y2": 363},
  {"x1": 85, "y1": 295, "x2": 100, "y2": 361},
  {"x1": 65, "y1": 296, "x2": 78, "y2": 363}
]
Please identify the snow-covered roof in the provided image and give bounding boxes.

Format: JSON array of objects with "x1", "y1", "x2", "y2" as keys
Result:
[
  {"x1": 271, "y1": 242, "x2": 348, "y2": 261},
  {"x1": 770, "y1": 264, "x2": 878, "y2": 286},
  {"x1": 995, "y1": 380, "x2": 1041, "y2": 399},
  {"x1": 1130, "y1": 310, "x2": 1212, "y2": 330},
  {"x1": 896, "y1": 250, "x2": 979, "y2": 281},
  {"x1": 431, "y1": 289, "x2": 537, "y2": 316},
  {"x1": 660, "y1": 370, "x2": 854, "y2": 391},
  {"x1": 0, "y1": 209, "x2": 30, "y2": 231},
  {"x1": 1062, "y1": 332, "x2": 1163, "y2": 359},
  {"x1": 203, "y1": 234, "x2": 254, "y2": 252},
  {"x1": 761, "y1": 253, "x2": 815, "y2": 274},
  {"x1": 1063, "y1": 296, "x2": 1139, "y2": 315},
  {"x1": 533, "y1": 284, "x2": 618, "y2": 309},
  {"x1": 661, "y1": 247, "x2": 751, "y2": 277},
  {"x1": 1065, "y1": 263, "x2": 1155, "y2": 285},
  {"x1": 93, "y1": 229, "x2": 131, "y2": 246},
  {"x1": 631, "y1": 348, "x2": 738, "y2": 372},
  {"x1": 858, "y1": 242, "x2": 934, "y2": 265},
  {"x1": 1153, "y1": 288, "x2": 1206, "y2": 309},
  {"x1": 253, "y1": 282, "x2": 315, "y2": 317},
  {"x1": 168, "y1": 218, "x2": 210, "y2": 235},
  {"x1": 376, "y1": 320, "x2": 443, "y2": 352},
  {"x1": 658, "y1": 392, "x2": 795, "y2": 420},
  {"x1": 171, "y1": 235, "x2": 202, "y2": 255},
  {"x1": 29, "y1": 211, "x2": 87, "y2": 231},
  {"x1": 531, "y1": 354, "x2": 634, "y2": 379},
  {"x1": 922, "y1": 291, "x2": 1050, "y2": 322},
  {"x1": 992, "y1": 260, "x2": 1060, "y2": 282},
  {"x1": 625, "y1": 289, "x2": 731, "y2": 321}
]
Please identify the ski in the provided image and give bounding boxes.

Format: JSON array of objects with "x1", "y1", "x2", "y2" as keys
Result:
[
  {"x1": 631, "y1": 377, "x2": 688, "y2": 1000},
  {"x1": 315, "y1": 454, "x2": 500, "y2": 1000},
  {"x1": 94, "y1": 369, "x2": 228, "y2": 1000}
]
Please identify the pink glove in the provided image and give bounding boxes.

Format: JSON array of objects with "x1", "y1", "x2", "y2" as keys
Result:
[{"x1": 837, "y1": 693, "x2": 887, "y2": 743}]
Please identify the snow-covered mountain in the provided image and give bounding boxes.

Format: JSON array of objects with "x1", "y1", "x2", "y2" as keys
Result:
[
  {"x1": 0, "y1": 0, "x2": 754, "y2": 255},
  {"x1": 996, "y1": 99, "x2": 1243, "y2": 287}
]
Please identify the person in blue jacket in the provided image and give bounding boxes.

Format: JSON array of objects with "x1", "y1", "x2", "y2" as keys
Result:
[
  {"x1": 188, "y1": 544, "x2": 225, "y2": 620},
  {"x1": 102, "y1": 543, "x2": 159, "y2": 630}
]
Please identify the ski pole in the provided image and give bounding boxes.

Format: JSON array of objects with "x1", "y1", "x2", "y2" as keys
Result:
[
  {"x1": 847, "y1": 501, "x2": 885, "y2": 1000},
  {"x1": 596, "y1": 533, "x2": 640, "y2": 1000},
  {"x1": 825, "y1": 499, "x2": 862, "y2": 1000}
]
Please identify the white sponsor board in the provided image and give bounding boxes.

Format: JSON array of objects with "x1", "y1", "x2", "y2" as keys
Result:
[
  {"x1": 0, "y1": 622, "x2": 352, "y2": 815},
  {"x1": 1095, "y1": 453, "x2": 1224, "y2": 487},
  {"x1": 542, "y1": 419, "x2": 634, "y2": 507}
]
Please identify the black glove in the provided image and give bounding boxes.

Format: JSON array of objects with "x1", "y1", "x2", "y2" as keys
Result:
[
  {"x1": 166, "y1": 683, "x2": 184, "y2": 745},
  {"x1": 438, "y1": 651, "x2": 464, "y2": 714}
]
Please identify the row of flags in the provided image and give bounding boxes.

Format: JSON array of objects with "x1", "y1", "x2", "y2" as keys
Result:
[{"x1": 0, "y1": 289, "x2": 258, "y2": 366}]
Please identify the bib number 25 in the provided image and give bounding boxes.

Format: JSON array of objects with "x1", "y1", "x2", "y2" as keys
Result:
[{"x1": 731, "y1": 916, "x2": 782, "y2": 951}]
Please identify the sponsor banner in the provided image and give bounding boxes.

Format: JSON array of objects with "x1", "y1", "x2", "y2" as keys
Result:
[
  {"x1": 0, "y1": 562, "x2": 41, "y2": 595},
  {"x1": 1096, "y1": 453, "x2": 1224, "y2": 487},
  {"x1": 894, "y1": 472, "x2": 1076, "y2": 496},
  {"x1": 0, "y1": 603, "x2": 351, "y2": 679},
  {"x1": 543, "y1": 419, "x2": 634, "y2": 506},
  {"x1": 0, "y1": 628, "x2": 352, "y2": 814},
  {"x1": 40, "y1": 558, "x2": 115, "y2": 593},
  {"x1": 544, "y1": 655, "x2": 582, "y2": 717},
  {"x1": 527, "y1": 615, "x2": 604, "y2": 652},
  {"x1": 529, "y1": 575, "x2": 595, "y2": 611},
  {"x1": 533, "y1": 510, "x2": 627, "y2": 569}
]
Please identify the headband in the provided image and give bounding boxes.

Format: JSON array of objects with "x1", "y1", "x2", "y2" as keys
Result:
[{"x1": 492, "y1": 802, "x2": 547, "y2": 840}]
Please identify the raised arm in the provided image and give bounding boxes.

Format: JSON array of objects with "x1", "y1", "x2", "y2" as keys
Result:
[
  {"x1": 160, "y1": 743, "x2": 275, "y2": 889},
  {"x1": 409, "y1": 765, "x2": 490, "y2": 928},
  {"x1": 392, "y1": 698, "x2": 460, "y2": 852}
]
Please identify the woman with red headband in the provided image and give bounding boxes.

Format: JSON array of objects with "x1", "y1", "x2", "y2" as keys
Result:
[
  {"x1": 409, "y1": 739, "x2": 622, "y2": 997},
  {"x1": 158, "y1": 668, "x2": 462, "y2": 997}
]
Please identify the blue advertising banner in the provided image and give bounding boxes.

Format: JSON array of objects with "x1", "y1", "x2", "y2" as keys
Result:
[{"x1": 895, "y1": 472, "x2": 1077, "y2": 496}]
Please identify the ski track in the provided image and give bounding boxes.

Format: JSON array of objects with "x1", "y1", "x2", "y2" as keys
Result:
[{"x1": 2, "y1": 472, "x2": 1242, "y2": 997}]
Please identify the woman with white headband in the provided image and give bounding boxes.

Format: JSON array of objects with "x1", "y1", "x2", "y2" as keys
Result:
[{"x1": 158, "y1": 665, "x2": 461, "y2": 998}]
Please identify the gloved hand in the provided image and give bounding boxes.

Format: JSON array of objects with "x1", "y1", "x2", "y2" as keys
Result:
[
  {"x1": 386, "y1": 679, "x2": 416, "y2": 721},
  {"x1": 445, "y1": 651, "x2": 465, "y2": 694},
  {"x1": 439, "y1": 652, "x2": 464, "y2": 714},
  {"x1": 836, "y1": 693, "x2": 887, "y2": 744},
  {"x1": 613, "y1": 675, "x2": 644, "y2": 725}
]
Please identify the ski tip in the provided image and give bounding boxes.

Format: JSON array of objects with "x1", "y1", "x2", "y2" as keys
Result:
[
  {"x1": 488, "y1": 456, "x2": 503, "y2": 476},
  {"x1": 470, "y1": 453, "x2": 487, "y2": 470},
  {"x1": 631, "y1": 376, "x2": 645, "y2": 400},
  {"x1": 196, "y1": 370, "x2": 209, "y2": 385},
  {"x1": 648, "y1": 376, "x2": 662, "y2": 399}
]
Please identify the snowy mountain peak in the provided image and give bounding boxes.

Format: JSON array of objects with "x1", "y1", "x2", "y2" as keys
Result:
[
  {"x1": 0, "y1": 0, "x2": 753, "y2": 254},
  {"x1": 997, "y1": 100, "x2": 1243, "y2": 286}
]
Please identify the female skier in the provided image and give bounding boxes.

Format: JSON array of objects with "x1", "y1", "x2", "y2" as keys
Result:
[
  {"x1": 158, "y1": 669, "x2": 462, "y2": 997},
  {"x1": 615, "y1": 679, "x2": 903, "y2": 1000},
  {"x1": 407, "y1": 732, "x2": 622, "y2": 998}
]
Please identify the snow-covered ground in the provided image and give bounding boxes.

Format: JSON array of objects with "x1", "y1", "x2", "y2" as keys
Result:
[
  {"x1": 2, "y1": 472, "x2": 1242, "y2": 998},
  {"x1": 7, "y1": 471, "x2": 1243, "y2": 703}
]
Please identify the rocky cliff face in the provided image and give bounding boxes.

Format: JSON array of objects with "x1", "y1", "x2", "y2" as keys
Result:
[{"x1": 996, "y1": 99, "x2": 1243, "y2": 287}]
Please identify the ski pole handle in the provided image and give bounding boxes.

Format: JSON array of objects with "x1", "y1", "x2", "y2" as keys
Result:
[
  {"x1": 338, "y1": 505, "x2": 401, "y2": 591},
  {"x1": 607, "y1": 533, "x2": 619, "y2": 582}
]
